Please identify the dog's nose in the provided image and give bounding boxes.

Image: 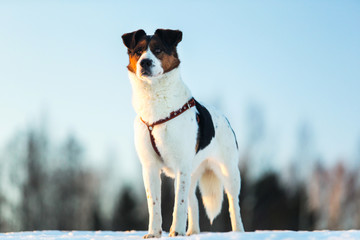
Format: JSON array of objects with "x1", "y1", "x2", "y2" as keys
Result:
[{"x1": 140, "y1": 59, "x2": 153, "y2": 68}]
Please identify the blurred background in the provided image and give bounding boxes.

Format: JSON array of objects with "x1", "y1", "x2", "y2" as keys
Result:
[{"x1": 0, "y1": 0, "x2": 360, "y2": 232}]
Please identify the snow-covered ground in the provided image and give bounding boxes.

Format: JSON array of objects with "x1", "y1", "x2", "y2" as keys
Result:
[{"x1": 1, "y1": 230, "x2": 360, "y2": 240}]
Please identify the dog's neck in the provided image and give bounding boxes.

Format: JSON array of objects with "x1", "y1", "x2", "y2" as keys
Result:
[{"x1": 129, "y1": 67, "x2": 192, "y2": 123}]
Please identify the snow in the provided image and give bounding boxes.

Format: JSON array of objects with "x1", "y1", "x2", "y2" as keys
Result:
[{"x1": 1, "y1": 230, "x2": 360, "y2": 240}]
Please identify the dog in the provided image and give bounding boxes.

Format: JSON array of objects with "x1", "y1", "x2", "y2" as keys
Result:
[{"x1": 122, "y1": 29, "x2": 244, "y2": 238}]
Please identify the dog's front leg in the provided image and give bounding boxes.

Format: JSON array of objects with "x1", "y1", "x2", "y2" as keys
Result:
[
  {"x1": 169, "y1": 169, "x2": 191, "y2": 237},
  {"x1": 142, "y1": 164, "x2": 162, "y2": 238}
]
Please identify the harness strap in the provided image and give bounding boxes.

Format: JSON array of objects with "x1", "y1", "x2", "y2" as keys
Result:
[{"x1": 140, "y1": 97, "x2": 196, "y2": 157}]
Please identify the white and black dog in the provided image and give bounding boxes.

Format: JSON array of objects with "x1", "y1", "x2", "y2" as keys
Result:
[{"x1": 122, "y1": 29, "x2": 244, "y2": 238}]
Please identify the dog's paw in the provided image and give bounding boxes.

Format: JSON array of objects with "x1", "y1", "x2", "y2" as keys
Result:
[
  {"x1": 143, "y1": 231, "x2": 162, "y2": 238},
  {"x1": 186, "y1": 228, "x2": 200, "y2": 236},
  {"x1": 169, "y1": 230, "x2": 185, "y2": 237}
]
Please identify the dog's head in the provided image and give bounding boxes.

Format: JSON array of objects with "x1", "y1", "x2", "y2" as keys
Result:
[{"x1": 122, "y1": 29, "x2": 182, "y2": 81}]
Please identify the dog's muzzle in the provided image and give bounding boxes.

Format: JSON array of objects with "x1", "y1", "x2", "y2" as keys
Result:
[{"x1": 140, "y1": 58, "x2": 153, "y2": 76}]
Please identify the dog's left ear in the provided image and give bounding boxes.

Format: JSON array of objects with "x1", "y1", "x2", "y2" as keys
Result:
[
  {"x1": 122, "y1": 29, "x2": 147, "y2": 50},
  {"x1": 154, "y1": 29, "x2": 182, "y2": 48}
]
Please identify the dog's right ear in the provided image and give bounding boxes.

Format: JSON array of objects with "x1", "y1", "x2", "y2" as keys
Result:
[
  {"x1": 122, "y1": 29, "x2": 146, "y2": 50},
  {"x1": 154, "y1": 29, "x2": 182, "y2": 48}
]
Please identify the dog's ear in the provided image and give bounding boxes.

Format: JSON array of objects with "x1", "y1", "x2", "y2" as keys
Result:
[
  {"x1": 122, "y1": 29, "x2": 146, "y2": 50},
  {"x1": 154, "y1": 29, "x2": 182, "y2": 48}
]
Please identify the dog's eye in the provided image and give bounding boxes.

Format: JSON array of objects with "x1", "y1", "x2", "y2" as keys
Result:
[
  {"x1": 135, "y1": 50, "x2": 143, "y2": 56},
  {"x1": 154, "y1": 48, "x2": 162, "y2": 54}
]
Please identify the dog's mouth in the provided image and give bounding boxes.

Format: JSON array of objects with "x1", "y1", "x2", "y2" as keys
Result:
[
  {"x1": 140, "y1": 68, "x2": 152, "y2": 77},
  {"x1": 137, "y1": 66, "x2": 163, "y2": 80}
]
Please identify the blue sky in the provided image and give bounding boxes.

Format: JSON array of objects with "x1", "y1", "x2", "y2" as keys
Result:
[{"x1": 1, "y1": 1, "x2": 359, "y2": 178}]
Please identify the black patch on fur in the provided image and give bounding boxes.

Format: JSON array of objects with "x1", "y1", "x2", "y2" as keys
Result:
[
  {"x1": 121, "y1": 29, "x2": 146, "y2": 50},
  {"x1": 225, "y1": 117, "x2": 239, "y2": 149},
  {"x1": 195, "y1": 100, "x2": 215, "y2": 153},
  {"x1": 154, "y1": 29, "x2": 182, "y2": 49}
]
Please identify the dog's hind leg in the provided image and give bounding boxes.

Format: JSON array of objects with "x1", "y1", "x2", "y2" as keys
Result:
[
  {"x1": 186, "y1": 169, "x2": 202, "y2": 236},
  {"x1": 219, "y1": 161, "x2": 245, "y2": 232},
  {"x1": 142, "y1": 164, "x2": 163, "y2": 238}
]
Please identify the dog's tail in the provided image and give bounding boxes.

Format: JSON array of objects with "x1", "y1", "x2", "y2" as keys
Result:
[{"x1": 199, "y1": 169, "x2": 223, "y2": 224}]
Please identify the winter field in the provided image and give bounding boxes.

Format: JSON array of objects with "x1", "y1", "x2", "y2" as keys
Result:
[{"x1": 1, "y1": 230, "x2": 360, "y2": 240}]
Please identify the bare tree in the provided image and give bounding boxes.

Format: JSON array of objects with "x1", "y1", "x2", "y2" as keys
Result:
[
  {"x1": 48, "y1": 134, "x2": 100, "y2": 230},
  {"x1": 1, "y1": 123, "x2": 101, "y2": 231},
  {"x1": 20, "y1": 128, "x2": 49, "y2": 230}
]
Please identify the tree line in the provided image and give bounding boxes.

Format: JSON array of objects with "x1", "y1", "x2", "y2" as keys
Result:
[{"x1": 0, "y1": 120, "x2": 359, "y2": 232}]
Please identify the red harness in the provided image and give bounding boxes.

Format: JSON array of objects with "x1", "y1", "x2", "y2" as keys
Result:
[{"x1": 140, "y1": 97, "x2": 196, "y2": 157}]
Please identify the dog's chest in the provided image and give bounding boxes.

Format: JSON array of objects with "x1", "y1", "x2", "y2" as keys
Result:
[
  {"x1": 134, "y1": 109, "x2": 198, "y2": 173},
  {"x1": 152, "y1": 110, "x2": 198, "y2": 157}
]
